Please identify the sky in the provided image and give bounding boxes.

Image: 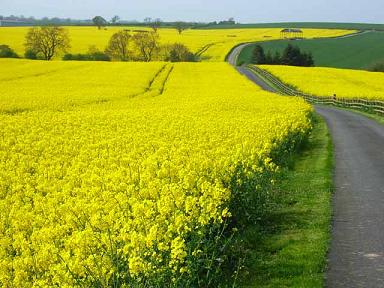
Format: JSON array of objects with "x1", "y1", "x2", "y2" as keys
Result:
[{"x1": 1, "y1": 0, "x2": 383, "y2": 23}]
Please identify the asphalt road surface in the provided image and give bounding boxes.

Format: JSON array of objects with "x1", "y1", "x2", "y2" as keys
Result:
[
  {"x1": 227, "y1": 45, "x2": 384, "y2": 287},
  {"x1": 236, "y1": 66, "x2": 277, "y2": 93},
  {"x1": 226, "y1": 43, "x2": 250, "y2": 66},
  {"x1": 316, "y1": 107, "x2": 384, "y2": 288}
]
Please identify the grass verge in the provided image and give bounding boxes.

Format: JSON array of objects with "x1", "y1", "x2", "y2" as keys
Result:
[
  {"x1": 237, "y1": 114, "x2": 333, "y2": 287},
  {"x1": 333, "y1": 106, "x2": 384, "y2": 125}
]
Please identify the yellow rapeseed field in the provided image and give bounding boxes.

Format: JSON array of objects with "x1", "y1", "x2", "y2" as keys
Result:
[
  {"x1": 0, "y1": 26, "x2": 354, "y2": 61},
  {"x1": 0, "y1": 59, "x2": 312, "y2": 286},
  {"x1": 0, "y1": 59, "x2": 166, "y2": 112},
  {"x1": 260, "y1": 65, "x2": 384, "y2": 100}
]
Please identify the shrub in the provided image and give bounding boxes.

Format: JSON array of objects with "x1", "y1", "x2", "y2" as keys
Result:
[
  {"x1": 63, "y1": 53, "x2": 87, "y2": 61},
  {"x1": 63, "y1": 47, "x2": 111, "y2": 61},
  {"x1": 368, "y1": 60, "x2": 384, "y2": 72},
  {"x1": 92, "y1": 51, "x2": 111, "y2": 61},
  {"x1": 165, "y1": 43, "x2": 196, "y2": 62},
  {"x1": 0, "y1": 45, "x2": 19, "y2": 58},
  {"x1": 237, "y1": 60, "x2": 245, "y2": 66},
  {"x1": 24, "y1": 49, "x2": 38, "y2": 60}
]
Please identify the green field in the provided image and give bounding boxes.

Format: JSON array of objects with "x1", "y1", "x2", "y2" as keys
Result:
[
  {"x1": 200, "y1": 22, "x2": 384, "y2": 31},
  {"x1": 237, "y1": 31, "x2": 384, "y2": 70}
]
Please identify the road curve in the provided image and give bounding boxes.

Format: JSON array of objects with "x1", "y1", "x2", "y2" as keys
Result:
[
  {"x1": 236, "y1": 66, "x2": 277, "y2": 93},
  {"x1": 227, "y1": 43, "x2": 277, "y2": 93},
  {"x1": 227, "y1": 45, "x2": 384, "y2": 287},
  {"x1": 316, "y1": 107, "x2": 384, "y2": 288},
  {"x1": 226, "y1": 43, "x2": 250, "y2": 66}
]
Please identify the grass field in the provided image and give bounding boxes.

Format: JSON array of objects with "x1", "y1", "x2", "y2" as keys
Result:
[
  {"x1": 0, "y1": 59, "x2": 313, "y2": 287},
  {"x1": 200, "y1": 22, "x2": 384, "y2": 31},
  {"x1": 259, "y1": 65, "x2": 384, "y2": 100},
  {"x1": 239, "y1": 114, "x2": 333, "y2": 287},
  {"x1": 238, "y1": 31, "x2": 384, "y2": 69},
  {"x1": 0, "y1": 26, "x2": 353, "y2": 61}
]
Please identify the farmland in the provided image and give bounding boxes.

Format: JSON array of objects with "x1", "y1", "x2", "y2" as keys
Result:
[
  {"x1": 201, "y1": 22, "x2": 384, "y2": 31},
  {"x1": 259, "y1": 65, "x2": 384, "y2": 100},
  {"x1": 0, "y1": 59, "x2": 312, "y2": 286},
  {"x1": 0, "y1": 10, "x2": 383, "y2": 286},
  {"x1": 238, "y1": 31, "x2": 384, "y2": 69},
  {"x1": 0, "y1": 26, "x2": 354, "y2": 61}
]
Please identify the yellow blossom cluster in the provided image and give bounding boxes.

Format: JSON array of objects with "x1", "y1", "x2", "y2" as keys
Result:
[
  {"x1": 260, "y1": 65, "x2": 384, "y2": 100},
  {"x1": 0, "y1": 59, "x2": 312, "y2": 286},
  {"x1": 0, "y1": 26, "x2": 354, "y2": 61}
]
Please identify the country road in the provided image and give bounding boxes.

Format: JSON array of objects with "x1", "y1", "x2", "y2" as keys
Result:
[
  {"x1": 227, "y1": 43, "x2": 249, "y2": 66},
  {"x1": 316, "y1": 107, "x2": 384, "y2": 288},
  {"x1": 227, "y1": 45, "x2": 384, "y2": 287}
]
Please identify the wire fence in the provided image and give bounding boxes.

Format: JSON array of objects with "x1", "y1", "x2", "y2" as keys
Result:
[{"x1": 247, "y1": 65, "x2": 384, "y2": 116}]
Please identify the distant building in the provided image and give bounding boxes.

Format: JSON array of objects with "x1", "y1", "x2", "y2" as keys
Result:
[{"x1": 280, "y1": 28, "x2": 304, "y2": 39}]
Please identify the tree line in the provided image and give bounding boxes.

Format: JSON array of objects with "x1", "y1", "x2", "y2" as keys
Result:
[
  {"x1": 7, "y1": 26, "x2": 196, "y2": 62},
  {"x1": 91, "y1": 16, "x2": 190, "y2": 35},
  {"x1": 0, "y1": 14, "x2": 203, "y2": 30},
  {"x1": 251, "y1": 44, "x2": 315, "y2": 67}
]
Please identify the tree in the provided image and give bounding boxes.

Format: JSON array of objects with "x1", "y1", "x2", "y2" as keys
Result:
[
  {"x1": 105, "y1": 30, "x2": 131, "y2": 61},
  {"x1": 165, "y1": 43, "x2": 195, "y2": 62},
  {"x1": 150, "y1": 18, "x2": 161, "y2": 32},
  {"x1": 92, "y1": 16, "x2": 108, "y2": 29},
  {"x1": 302, "y1": 52, "x2": 314, "y2": 66},
  {"x1": 265, "y1": 51, "x2": 273, "y2": 64},
  {"x1": 175, "y1": 21, "x2": 188, "y2": 34},
  {"x1": 272, "y1": 51, "x2": 281, "y2": 64},
  {"x1": 111, "y1": 15, "x2": 120, "y2": 24},
  {"x1": 25, "y1": 49, "x2": 38, "y2": 59},
  {"x1": 0, "y1": 45, "x2": 19, "y2": 58},
  {"x1": 219, "y1": 18, "x2": 236, "y2": 25},
  {"x1": 132, "y1": 31, "x2": 159, "y2": 62},
  {"x1": 281, "y1": 44, "x2": 314, "y2": 66},
  {"x1": 281, "y1": 44, "x2": 298, "y2": 65},
  {"x1": 24, "y1": 26, "x2": 70, "y2": 60},
  {"x1": 251, "y1": 45, "x2": 266, "y2": 64}
]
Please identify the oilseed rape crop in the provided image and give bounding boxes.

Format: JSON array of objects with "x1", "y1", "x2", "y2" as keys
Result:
[
  {"x1": 260, "y1": 65, "x2": 384, "y2": 100},
  {"x1": 0, "y1": 26, "x2": 354, "y2": 61},
  {"x1": 0, "y1": 59, "x2": 312, "y2": 287},
  {"x1": 0, "y1": 59, "x2": 167, "y2": 113}
]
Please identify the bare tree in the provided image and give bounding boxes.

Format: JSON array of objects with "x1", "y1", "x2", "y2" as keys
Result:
[
  {"x1": 111, "y1": 15, "x2": 120, "y2": 24},
  {"x1": 175, "y1": 21, "x2": 188, "y2": 34},
  {"x1": 105, "y1": 30, "x2": 131, "y2": 61},
  {"x1": 132, "y1": 31, "x2": 159, "y2": 62},
  {"x1": 150, "y1": 18, "x2": 162, "y2": 32},
  {"x1": 24, "y1": 26, "x2": 70, "y2": 60}
]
